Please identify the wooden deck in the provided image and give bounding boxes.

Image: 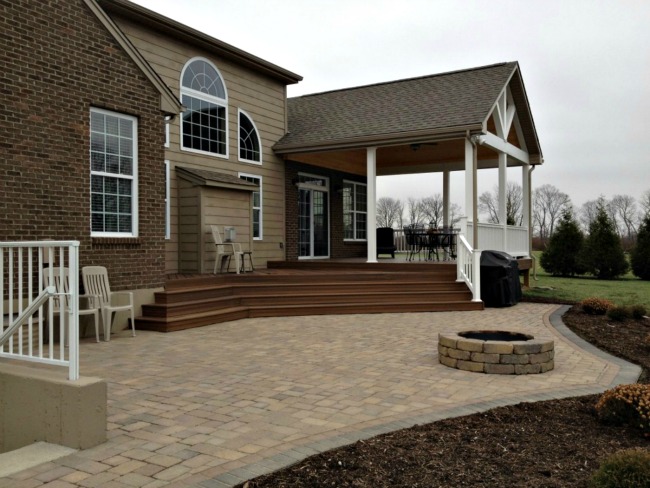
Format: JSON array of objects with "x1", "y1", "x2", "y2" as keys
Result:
[{"x1": 135, "y1": 260, "x2": 484, "y2": 332}]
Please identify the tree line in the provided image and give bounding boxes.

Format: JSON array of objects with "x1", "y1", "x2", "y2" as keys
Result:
[{"x1": 378, "y1": 185, "x2": 650, "y2": 249}]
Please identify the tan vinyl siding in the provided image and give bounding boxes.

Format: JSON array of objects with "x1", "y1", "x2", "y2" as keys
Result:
[{"x1": 112, "y1": 17, "x2": 288, "y2": 273}]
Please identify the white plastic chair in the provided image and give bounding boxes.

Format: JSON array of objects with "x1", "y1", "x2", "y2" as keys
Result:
[
  {"x1": 82, "y1": 266, "x2": 135, "y2": 341},
  {"x1": 211, "y1": 225, "x2": 242, "y2": 274},
  {"x1": 43, "y1": 267, "x2": 102, "y2": 342}
]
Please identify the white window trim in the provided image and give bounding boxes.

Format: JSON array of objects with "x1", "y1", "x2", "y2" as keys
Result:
[
  {"x1": 179, "y1": 57, "x2": 229, "y2": 159},
  {"x1": 90, "y1": 107, "x2": 138, "y2": 238},
  {"x1": 343, "y1": 180, "x2": 367, "y2": 242},
  {"x1": 165, "y1": 160, "x2": 170, "y2": 240},
  {"x1": 237, "y1": 108, "x2": 262, "y2": 165},
  {"x1": 239, "y1": 172, "x2": 263, "y2": 240},
  {"x1": 164, "y1": 121, "x2": 170, "y2": 148}
]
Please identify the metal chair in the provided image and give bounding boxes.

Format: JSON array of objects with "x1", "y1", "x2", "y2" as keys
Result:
[
  {"x1": 82, "y1": 266, "x2": 135, "y2": 341},
  {"x1": 404, "y1": 225, "x2": 424, "y2": 261},
  {"x1": 211, "y1": 225, "x2": 243, "y2": 274},
  {"x1": 43, "y1": 267, "x2": 102, "y2": 342}
]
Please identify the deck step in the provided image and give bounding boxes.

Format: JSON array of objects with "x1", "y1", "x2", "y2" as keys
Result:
[{"x1": 135, "y1": 265, "x2": 483, "y2": 331}]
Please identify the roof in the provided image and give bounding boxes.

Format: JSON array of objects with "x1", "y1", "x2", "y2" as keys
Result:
[
  {"x1": 84, "y1": 0, "x2": 182, "y2": 114},
  {"x1": 98, "y1": 0, "x2": 302, "y2": 85},
  {"x1": 274, "y1": 62, "x2": 541, "y2": 159},
  {"x1": 176, "y1": 167, "x2": 259, "y2": 191}
]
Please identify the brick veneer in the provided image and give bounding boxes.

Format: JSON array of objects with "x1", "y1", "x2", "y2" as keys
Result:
[
  {"x1": 284, "y1": 161, "x2": 367, "y2": 260},
  {"x1": 1, "y1": 0, "x2": 167, "y2": 290}
]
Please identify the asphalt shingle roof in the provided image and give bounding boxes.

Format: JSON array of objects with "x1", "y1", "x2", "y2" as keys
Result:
[{"x1": 275, "y1": 62, "x2": 523, "y2": 152}]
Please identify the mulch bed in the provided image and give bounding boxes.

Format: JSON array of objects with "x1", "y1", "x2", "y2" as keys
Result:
[{"x1": 237, "y1": 305, "x2": 650, "y2": 488}]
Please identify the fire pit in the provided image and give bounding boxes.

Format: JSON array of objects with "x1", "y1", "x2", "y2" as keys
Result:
[{"x1": 438, "y1": 330, "x2": 554, "y2": 375}]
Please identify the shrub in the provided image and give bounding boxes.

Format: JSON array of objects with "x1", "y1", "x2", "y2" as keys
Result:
[
  {"x1": 580, "y1": 200, "x2": 629, "y2": 279},
  {"x1": 595, "y1": 384, "x2": 650, "y2": 437},
  {"x1": 630, "y1": 304, "x2": 647, "y2": 320},
  {"x1": 631, "y1": 213, "x2": 650, "y2": 280},
  {"x1": 540, "y1": 210, "x2": 587, "y2": 276},
  {"x1": 607, "y1": 306, "x2": 631, "y2": 322},
  {"x1": 590, "y1": 448, "x2": 650, "y2": 488},
  {"x1": 644, "y1": 334, "x2": 650, "y2": 350},
  {"x1": 582, "y1": 297, "x2": 613, "y2": 315}
]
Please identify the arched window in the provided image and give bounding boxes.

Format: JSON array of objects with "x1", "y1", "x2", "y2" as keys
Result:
[
  {"x1": 180, "y1": 58, "x2": 228, "y2": 157},
  {"x1": 238, "y1": 110, "x2": 261, "y2": 164}
]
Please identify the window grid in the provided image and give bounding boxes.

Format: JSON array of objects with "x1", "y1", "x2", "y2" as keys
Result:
[
  {"x1": 239, "y1": 174, "x2": 262, "y2": 239},
  {"x1": 343, "y1": 181, "x2": 367, "y2": 240},
  {"x1": 90, "y1": 109, "x2": 137, "y2": 236},
  {"x1": 239, "y1": 111, "x2": 261, "y2": 163}
]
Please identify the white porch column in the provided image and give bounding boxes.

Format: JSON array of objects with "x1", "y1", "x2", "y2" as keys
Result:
[
  {"x1": 498, "y1": 151, "x2": 507, "y2": 250},
  {"x1": 522, "y1": 163, "x2": 531, "y2": 255},
  {"x1": 366, "y1": 147, "x2": 378, "y2": 263},
  {"x1": 464, "y1": 138, "x2": 474, "y2": 222},
  {"x1": 443, "y1": 170, "x2": 450, "y2": 228}
]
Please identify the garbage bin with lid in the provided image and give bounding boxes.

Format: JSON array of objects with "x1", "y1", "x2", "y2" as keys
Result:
[{"x1": 480, "y1": 250, "x2": 522, "y2": 307}]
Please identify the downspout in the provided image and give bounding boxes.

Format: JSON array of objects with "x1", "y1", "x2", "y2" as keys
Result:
[{"x1": 529, "y1": 164, "x2": 538, "y2": 281}]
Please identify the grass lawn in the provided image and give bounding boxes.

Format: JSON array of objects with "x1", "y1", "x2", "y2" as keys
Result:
[{"x1": 523, "y1": 251, "x2": 650, "y2": 309}]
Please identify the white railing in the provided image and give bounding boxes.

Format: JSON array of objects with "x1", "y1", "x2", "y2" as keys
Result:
[
  {"x1": 465, "y1": 221, "x2": 529, "y2": 257},
  {"x1": 1, "y1": 241, "x2": 80, "y2": 380},
  {"x1": 456, "y1": 234, "x2": 481, "y2": 302},
  {"x1": 393, "y1": 229, "x2": 408, "y2": 253}
]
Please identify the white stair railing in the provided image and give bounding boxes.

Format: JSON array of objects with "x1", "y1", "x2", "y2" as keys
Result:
[
  {"x1": 456, "y1": 234, "x2": 482, "y2": 302},
  {"x1": 1, "y1": 241, "x2": 80, "y2": 380}
]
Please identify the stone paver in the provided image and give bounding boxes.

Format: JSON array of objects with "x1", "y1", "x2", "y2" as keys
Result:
[{"x1": 0, "y1": 303, "x2": 640, "y2": 487}]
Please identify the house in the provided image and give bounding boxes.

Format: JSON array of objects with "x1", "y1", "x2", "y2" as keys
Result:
[{"x1": 2, "y1": 0, "x2": 543, "y2": 325}]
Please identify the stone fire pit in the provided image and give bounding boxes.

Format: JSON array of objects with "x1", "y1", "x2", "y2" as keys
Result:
[{"x1": 438, "y1": 330, "x2": 554, "y2": 375}]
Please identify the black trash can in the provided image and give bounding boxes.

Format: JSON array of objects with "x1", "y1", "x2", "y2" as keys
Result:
[{"x1": 480, "y1": 250, "x2": 522, "y2": 307}]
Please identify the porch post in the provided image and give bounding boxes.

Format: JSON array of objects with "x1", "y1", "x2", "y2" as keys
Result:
[
  {"x1": 498, "y1": 151, "x2": 507, "y2": 251},
  {"x1": 522, "y1": 163, "x2": 531, "y2": 255},
  {"x1": 443, "y1": 170, "x2": 450, "y2": 228},
  {"x1": 366, "y1": 147, "x2": 378, "y2": 263}
]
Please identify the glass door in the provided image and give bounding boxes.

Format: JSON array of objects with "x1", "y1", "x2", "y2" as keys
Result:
[{"x1": 297, "y1": 174, "x2": 329, "y2": 258}]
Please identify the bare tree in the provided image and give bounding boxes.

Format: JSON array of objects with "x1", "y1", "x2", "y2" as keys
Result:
[
  {"x1": 640, "y1": 189, "x2": 650, "y2": 217},
  {"x1": 610, "y1": 194, "x2": 637, "y2": 243},
  {"x1": 421, "y1": 194, "x2": 444, "y2": 227},
  {"x1": 479, "y1": 182, "x2": 523, "y2": 225},
  {"x1": 532, "y1": 184, "x2": 571, "y2": 244},
  {"x1": 405, "y1": 197, "x2": 423, "y2": 225},
  {"x1": 376, "y1": 197, "x2": 403, "y2": 228},
  {"x1": 449, "y1": 203, "x2": 462, "y2": 228},
  {"x1": 580, "y1": 199, "x2": 601, "y2": 232}
]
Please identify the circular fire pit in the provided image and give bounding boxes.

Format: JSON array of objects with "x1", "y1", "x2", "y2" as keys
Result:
[{"x1": 438, "y1": 330, "x2": 554, "y2": 375}]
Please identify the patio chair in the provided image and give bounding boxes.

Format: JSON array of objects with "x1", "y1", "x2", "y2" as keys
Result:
[
  {"x1": 82, "y1": 266, "x2": 135, "y2": 341},
  {"x1": 43, "y1": 267, "x2": 102, "y2": 342},
  {"x1": 404, "y1": 225, "x2": 424, "y2": 261},
  {"x1": 211, "y1": 225, "x2": 243, "y2": 274}
]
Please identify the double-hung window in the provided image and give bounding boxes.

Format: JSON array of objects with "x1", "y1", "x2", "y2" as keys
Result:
[
  {"x1": 239, "y1": 173, "x2": 262, "y2": 239},
  {"x1": 180, "y1": 58, "x2": 228, "y2": 157},
  {"x1": 90, "y1": 108, "x2": 138, "y2": 237},
  {"x1": 343, "y1": 181, "x2": 367, "y2": 240}
]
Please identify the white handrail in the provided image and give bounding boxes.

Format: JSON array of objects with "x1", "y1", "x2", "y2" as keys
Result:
[
  {"x1": 456, "y1": 234, "x2": 482, "y2": 302},
  {"x1": 0, "y1": 286, "x2": 55, "y2": 348}
]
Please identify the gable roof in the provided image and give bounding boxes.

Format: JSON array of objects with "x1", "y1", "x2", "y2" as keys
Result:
[
  {"x1": 98, "y1": 0, "x2": 302, "y2": 85},
  {"x1": 176, "y1": 167, "x2": 259, "y2": 192},
  {"x1": 275, "y1": 62, "x2": 541, "y2": 160},
  {"x1": 84, "y1": 0, "x2": 182, "y2": 114}
]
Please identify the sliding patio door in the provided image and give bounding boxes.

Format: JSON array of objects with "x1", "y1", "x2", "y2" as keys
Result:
[{"x1": 297, "y1": 174, "x2": 329, "y2": 258}]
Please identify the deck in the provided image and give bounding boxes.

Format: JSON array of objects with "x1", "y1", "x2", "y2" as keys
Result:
[{"x1": 135, "y1": 260, "x2": 484, "y2": 332}]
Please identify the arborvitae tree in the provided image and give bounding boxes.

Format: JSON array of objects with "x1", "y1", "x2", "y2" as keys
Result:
[
  {"x1": 540, "y1": 210, "x2": 586, "y2": 276},
  {"x1": 631, "y1": 212, "x2": 650, "y2": 280},
  {"x1": 580, "y1": 202, "x2": 629, "y2": 279}
]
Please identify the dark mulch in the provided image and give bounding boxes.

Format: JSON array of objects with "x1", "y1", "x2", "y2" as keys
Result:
[{"x1": 236, "y1": 305, "x2": 650, "y2": 488}]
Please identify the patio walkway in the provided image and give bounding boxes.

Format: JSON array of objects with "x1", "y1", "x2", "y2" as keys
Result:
[{"x1": 0, "y1": 303, "x2": 640, "y2": 488}]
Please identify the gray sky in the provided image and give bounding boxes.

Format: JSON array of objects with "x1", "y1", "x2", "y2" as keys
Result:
[{"x1": 132, "y1": 0, "x2": 650, "y2": 209}]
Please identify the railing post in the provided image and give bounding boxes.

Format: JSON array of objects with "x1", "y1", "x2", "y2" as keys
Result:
[
  {"x1": 68, "y1": 243, "x2": 80, "y2": 381},
  {"x1": 472, "y1": 250, "x2": 482, "y2": 302}
]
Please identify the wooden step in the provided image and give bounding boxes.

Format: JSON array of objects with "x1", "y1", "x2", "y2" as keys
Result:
[{"x1": 136, "y1": 307, "x2": 249, "y2": 332}]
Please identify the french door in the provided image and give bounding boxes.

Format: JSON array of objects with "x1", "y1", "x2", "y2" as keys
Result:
[{"x1": 297, "y1": 174, "x2": 329, "y2": 258}]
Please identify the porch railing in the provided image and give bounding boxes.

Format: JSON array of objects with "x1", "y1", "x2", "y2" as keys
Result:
[
  {"x1": 1, "y1": 241, "x2": 80, "y2": 380},
  {"x1": 464, "y1": 221, "x2": 529, "y2": 257},
  {"x1": 456, "y1": 234, "x2": 481, "y2": 302}
]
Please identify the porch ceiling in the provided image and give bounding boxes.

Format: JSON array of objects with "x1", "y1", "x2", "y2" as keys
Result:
[{"x1": 285, "y1": 138, "x2": 521, "y2": 177}]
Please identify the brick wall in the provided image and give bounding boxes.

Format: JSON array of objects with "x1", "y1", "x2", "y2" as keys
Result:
[
  {"x1": 285, "y1": 161, "x2": 367, "y2": 260},
  {"x1": 0, "y1": 0, "x2": 167, "y2": 290}
]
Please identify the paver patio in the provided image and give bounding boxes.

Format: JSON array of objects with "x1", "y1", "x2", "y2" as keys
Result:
[{"x1": 0, "y1": 303, "x2": 639, "y2": 487}]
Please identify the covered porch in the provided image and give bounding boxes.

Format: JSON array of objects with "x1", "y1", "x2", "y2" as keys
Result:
[{"x1": 274, "y1": 62, "x2": 543, "y2": 302}]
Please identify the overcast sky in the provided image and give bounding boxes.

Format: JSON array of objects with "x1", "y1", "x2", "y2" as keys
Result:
[{"x1": 132, "y1": 0, "x2": 650, "y2": 210}]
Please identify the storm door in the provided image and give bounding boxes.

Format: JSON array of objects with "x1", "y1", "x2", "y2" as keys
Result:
[{"x1": 297, "y1": 174, "x2": 329, "y2": 258}]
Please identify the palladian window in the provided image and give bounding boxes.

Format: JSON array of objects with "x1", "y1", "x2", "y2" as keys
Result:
[{"x1": 180, "y1": 58, "x2": 228, "y2": 157}]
